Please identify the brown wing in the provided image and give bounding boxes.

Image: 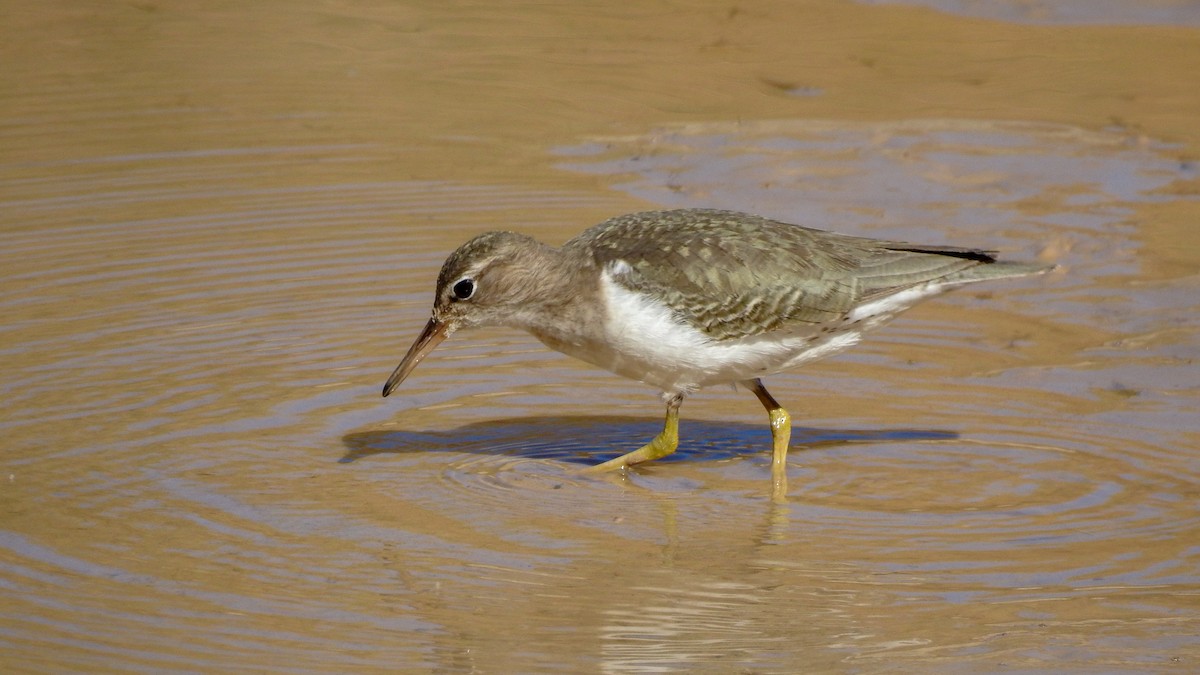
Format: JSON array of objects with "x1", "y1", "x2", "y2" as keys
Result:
[{"x1": 567, "y1": 209, "x2": 1001, "y2": 340}]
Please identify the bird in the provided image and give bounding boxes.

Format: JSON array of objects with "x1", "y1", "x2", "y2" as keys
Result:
[{"x1": 382, "y1": 208, "x2": 1051, "y2": 474}]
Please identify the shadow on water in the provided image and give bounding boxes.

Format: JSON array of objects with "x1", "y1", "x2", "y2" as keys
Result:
[{"x1": 340, "y1": 416, "x2": 957, "y2": 466}]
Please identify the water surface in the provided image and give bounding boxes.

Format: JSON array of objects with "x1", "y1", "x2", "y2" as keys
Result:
[{"x1": 2, "y1": 1, "x2": 1198, "y2": 672}]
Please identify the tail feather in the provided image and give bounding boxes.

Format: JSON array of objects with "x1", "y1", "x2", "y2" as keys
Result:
[{"x1": 942, "y1": 260, "x2": 1055, "y2": 285}]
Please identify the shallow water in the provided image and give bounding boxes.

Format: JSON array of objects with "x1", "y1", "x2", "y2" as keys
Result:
[{"x1": 3, "y1": 1, "x2": 1198, "y2": 672}]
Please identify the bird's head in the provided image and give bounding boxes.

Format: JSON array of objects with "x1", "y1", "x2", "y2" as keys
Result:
[{"x1": 382, "y1": 231, "x2": 559, "y2": 397}]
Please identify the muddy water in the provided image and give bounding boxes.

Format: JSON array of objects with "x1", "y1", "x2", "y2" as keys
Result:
[{"x1": 3, "y1": 1, "x2": 1198, "y2": 671}]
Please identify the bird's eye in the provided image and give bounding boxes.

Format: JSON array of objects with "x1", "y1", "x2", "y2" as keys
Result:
[{"x1": 451, "y1": 278, "x2": 475, "y2": 300}]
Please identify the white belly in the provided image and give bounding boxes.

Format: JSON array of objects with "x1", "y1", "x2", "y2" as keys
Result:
[
  {"x1": 529, "y1": 266, "x2": 947, "y2": 395},
  {"x1": 541, "y1": 269, "x2": 860, "y2": 393}
]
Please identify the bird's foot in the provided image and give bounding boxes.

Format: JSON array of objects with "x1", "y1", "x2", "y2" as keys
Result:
[
  {"x1": 768, "y1": 406, "x2": 791, "y2": 472},
  {"x1": 583, "y1": 429, "x2": 678, "y2": 473}
]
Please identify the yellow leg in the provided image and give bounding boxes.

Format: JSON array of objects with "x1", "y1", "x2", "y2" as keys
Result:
[
  {"x1": 744, "y1": 378, "x2": 792, "y2": 472},
  {"x1": 586, "y1": 393, "x2": 683, "y2": 472}
]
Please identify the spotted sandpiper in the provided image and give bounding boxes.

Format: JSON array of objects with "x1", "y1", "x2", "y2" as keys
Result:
[{"x1": 383, "y1": 209, "x2": 1051, "y2": 474}]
